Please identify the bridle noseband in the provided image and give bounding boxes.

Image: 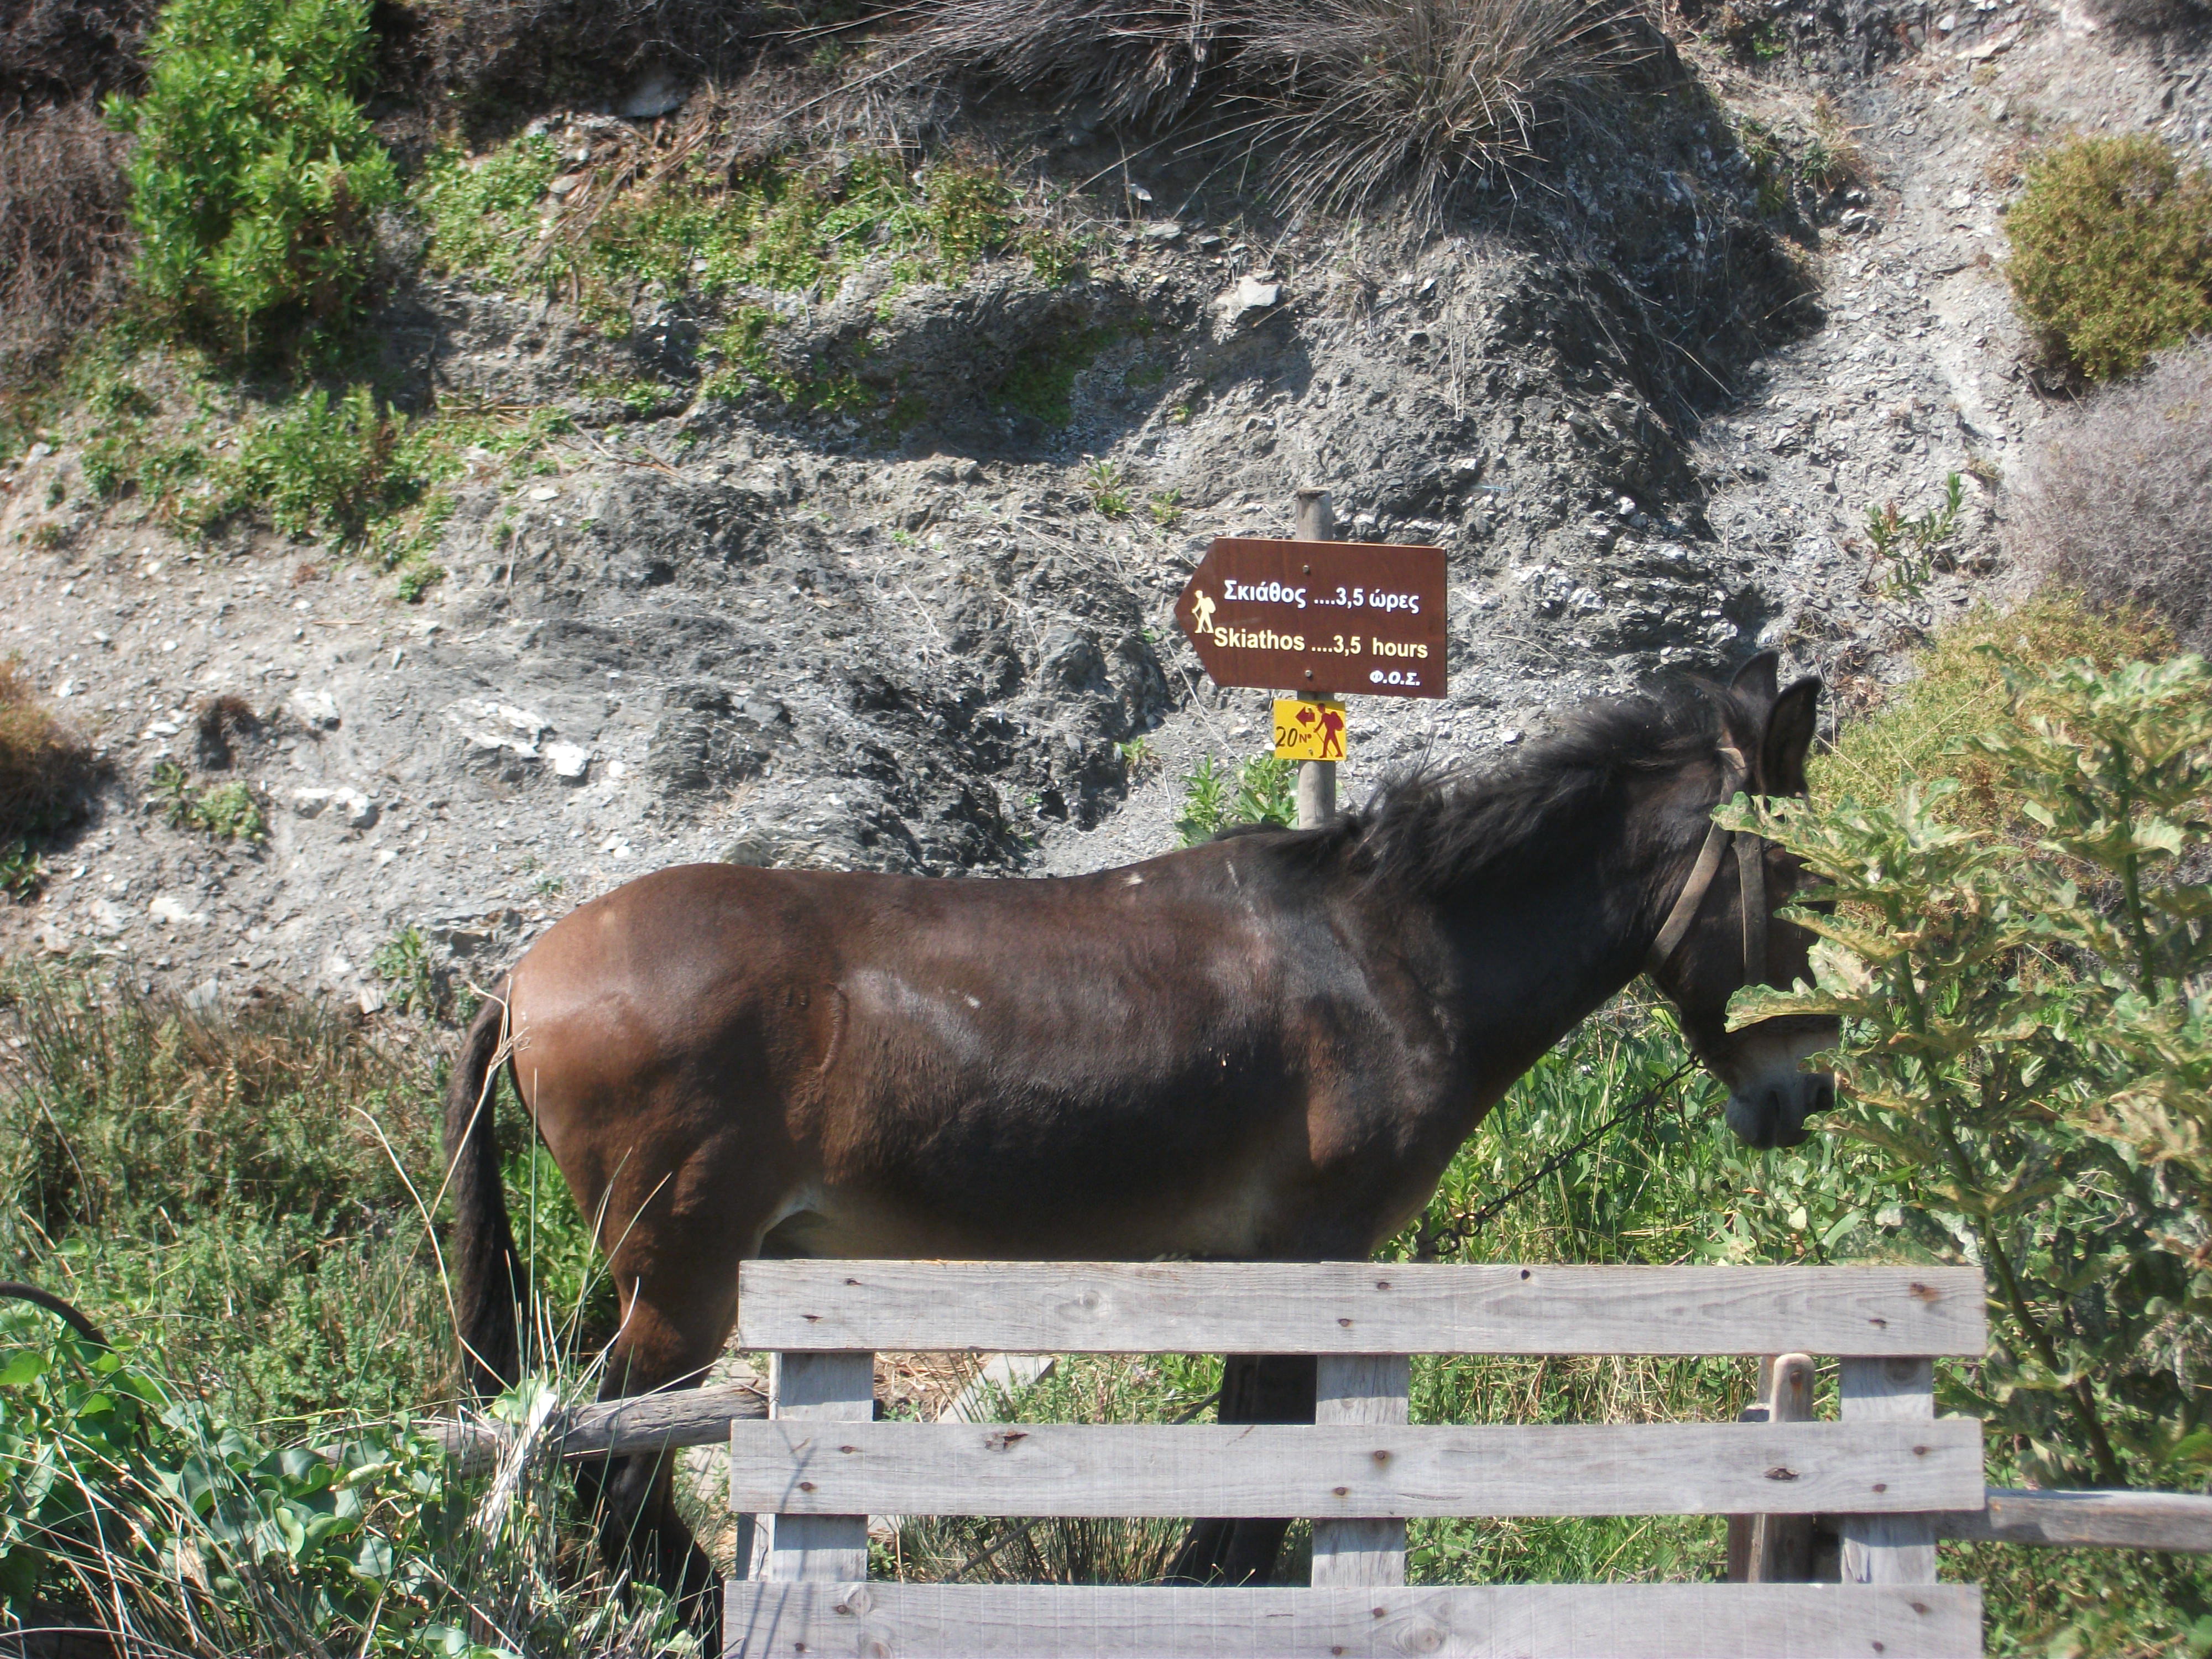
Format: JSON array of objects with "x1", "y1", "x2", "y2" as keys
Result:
[{"x1": 1646, "y1": 745, "x2": 1769, "y2": 983}]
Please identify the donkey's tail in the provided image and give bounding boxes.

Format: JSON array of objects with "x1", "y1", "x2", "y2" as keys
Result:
[{"x1": 445, "y1": 985, "x2": 522, "y2": 1398}]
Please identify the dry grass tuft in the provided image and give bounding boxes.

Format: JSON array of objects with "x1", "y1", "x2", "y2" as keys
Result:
[
  {"x1": 896, "y1": 0, "x2": 1241, "y2": 129},
  {"x1": 1, "y1": 0, "x2": 153, "y2": 112},
  {"x1": 0, "y1": 97, "x2": 135, "y2": 388},
  {"x1": 893, "y1": 0, "x2": 1655, "y2": 221},
  {"x1": 2012, "y1": 339, "x2": 2212, "y2": 651},
  {"x1": 0, "y1": 656, "x2": 96, "y2": 842},
  {"x1": 1239, "y1": 0, "x2": 1656, "y2": 223}
]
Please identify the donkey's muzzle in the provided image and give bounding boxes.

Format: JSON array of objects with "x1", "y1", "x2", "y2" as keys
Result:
[{"x1": 1725, "y1": 1070, "x2": 1834, "y2": 1150}]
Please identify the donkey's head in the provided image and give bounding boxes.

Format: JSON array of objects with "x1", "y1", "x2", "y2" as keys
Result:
[{"x1": 1644, "y1": 653, "x2": 1838, "y2": 1150}]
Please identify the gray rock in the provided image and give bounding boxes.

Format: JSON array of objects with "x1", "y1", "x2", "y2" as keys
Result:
[{"x1": 620, "y1": 72, "x2": 687, "y2": 120}]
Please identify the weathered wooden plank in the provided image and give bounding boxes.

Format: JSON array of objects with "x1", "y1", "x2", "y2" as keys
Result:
[
  {"x1": 761, "y1": 1353, "x2": 873, "y2": 1583},
  {"x1": 1727, "y1": 1352, "x2": 1819, "y2": 1584},
  {"x1": 728, "y1": 1418, "x2": 1981, "y2": 1519},
  {"x1": 1936, "y1": 1488, "x2": 2212, "y2": 1552},
  {"x1": 1839, "y1": 1358, "x2": 1939, "y2": 1585},
  {"x1": 735, "y1": 1261, "x2": 1985, "y2": 1357},
  {"x1": 425, "y1": 1380, "x2": 768, "y2": 1470},
  {"x1": 1310, "y1": 1354, "x2": 1409, "y2": 1587},
  {"x1": 721, "y1": 1582, "x2": 1985, "y2": 1659}
]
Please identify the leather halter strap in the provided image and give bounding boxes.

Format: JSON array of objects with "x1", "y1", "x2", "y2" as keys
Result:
[{"x1": 1647, "y1": 745, "x2": 1769, "y2": 981}]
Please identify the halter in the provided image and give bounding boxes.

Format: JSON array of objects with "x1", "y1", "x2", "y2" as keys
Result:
[{"x1": 1646, "y1": 744, "x2": 1769, "y2": 983}]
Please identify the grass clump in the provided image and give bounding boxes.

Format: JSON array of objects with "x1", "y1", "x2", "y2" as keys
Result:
[
  {"x1": 1813, "y1": 588, "x2": 2172, "y2": 838},
  {"x1": 1239, "y1": 0, "x2": 1654, "y2": 223},
  {"x1": 2013, "y1": 338, "x2": 2212, "y2": 653},
  {"x1": 901, "y1": 0, "x2": 1650, "y2": 223},
  {"x1": 420, "y1": 146, "x2": 1035, "y2": 324},
  {"x1": 2005, "y1": 134, "x2": 2212, "y2": 383},
  {"x1": 0, "y1": 657, "x2": 95, "y2": 846}
]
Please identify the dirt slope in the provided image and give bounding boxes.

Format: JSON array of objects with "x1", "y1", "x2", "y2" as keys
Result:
[{"x1": 1, "y1": 7, "x2": 2206, "y2": 1007}]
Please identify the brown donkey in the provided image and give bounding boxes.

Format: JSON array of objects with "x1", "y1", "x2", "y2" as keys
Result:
[{"x1": 444, "y1": 653, "x2": 1837, "y2": 1632}]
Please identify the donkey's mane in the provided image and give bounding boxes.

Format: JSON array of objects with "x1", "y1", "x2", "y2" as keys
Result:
[{"x1": 1285, "y1": 682, "x2": 1729, "y2": 898}]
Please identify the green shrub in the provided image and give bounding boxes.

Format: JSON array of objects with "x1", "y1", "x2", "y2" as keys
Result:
[
  {"x1": 2006, "y1": 135, "x2": 2212, "y2": 383},
  {"x1": 1729, "y1": 652, "x2": 2212, "y2": 1490},
  {"x1": 0, "y1": 1310, "x2": 685, "y2": 1655},
  {"x1": 111, "y1": 0, "x2": 399, "y2": 352}
]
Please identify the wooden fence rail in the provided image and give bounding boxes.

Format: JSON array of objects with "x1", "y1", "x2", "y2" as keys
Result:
[
  {"x1": 727, "y1": 1261, "x2": 1992, "y2": 1659},
  {"x1": 415, "y1": 1373, "x2": 2212, "y2": 1556}
]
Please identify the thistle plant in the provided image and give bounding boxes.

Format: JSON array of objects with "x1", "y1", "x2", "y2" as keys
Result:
[{"x1": 1722, "y1": 653, "x2": 2212, "y2": 1488}]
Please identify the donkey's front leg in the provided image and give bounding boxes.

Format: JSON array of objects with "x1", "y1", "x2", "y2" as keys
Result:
[{"x1": 1164, "y1": 1353, "x2": 1318, "y2": 1584}]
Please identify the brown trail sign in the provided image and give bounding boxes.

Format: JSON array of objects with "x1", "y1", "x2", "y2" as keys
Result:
[{"x1": 1176, "y1": 536, "x2": 1448, "y2": 700}]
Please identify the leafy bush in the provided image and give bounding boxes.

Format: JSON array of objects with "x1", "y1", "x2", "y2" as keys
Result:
[
  {"x1": 0, "y1": 1311, "x2": 691, "y2": 1656},
  {"x1": 2014, "y1": 340, "x2": 2212, "y2": 653},
  {"x1": 0, "y1": 967, "x2": 685, "y2": 1652},
  {"x1": 111, "y1": 0, "x2": 399, "y2": 352},
  {"x1": 0, "y1": 656, "x2": 95, "y2": 842},
  {"x1": 2006, "y1": 135, "x2": 2212, "y2": 383},
  {"x1": 1729, "y1": 652, "x2": 2212, "y2": 1490},
  {"x1": 0, "y1": 98, "x2": 134, "y2": 392}
]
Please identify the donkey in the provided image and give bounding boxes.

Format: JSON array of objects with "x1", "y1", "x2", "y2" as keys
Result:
[{"x1": 443, "y1": 652, "x2": 1835, "y2": 1632}]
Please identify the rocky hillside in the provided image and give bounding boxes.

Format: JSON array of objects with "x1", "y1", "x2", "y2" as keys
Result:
[{"x1": 1, "y1": 0, "x2": 2208, "y2": 1012}]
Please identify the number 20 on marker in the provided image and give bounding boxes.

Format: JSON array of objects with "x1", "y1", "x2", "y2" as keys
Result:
[{"x1": 1273, "y1": 698, "x2": 1349, "y2": 761}]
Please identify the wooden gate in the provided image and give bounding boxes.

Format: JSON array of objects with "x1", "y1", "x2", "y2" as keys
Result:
[{"x1": 723, "y1": 1260, "x2": 1987, "y2": 1658}]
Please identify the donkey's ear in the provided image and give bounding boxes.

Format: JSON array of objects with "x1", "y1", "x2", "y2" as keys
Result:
[
  {"x1": 1729, "y1": 650, "x2": 1780, "y2": 705},
  {"x1": 1761, "y1": 676, "x2": 1822, "y2": 796}
]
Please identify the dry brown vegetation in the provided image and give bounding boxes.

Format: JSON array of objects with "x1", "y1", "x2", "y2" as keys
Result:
[
  {"x1": 2012, "y1": 339, "x2": 2212, "y2": 651},
  {"x1": 894, "y1": 0, "x2": 1656, "y2": 221},
  {"x1": 0, "y1": 657, "x2": 96, "y2": 842},
  {"x1": 0, "y1": 97, "x2": 134, "y2": 387},
  {"x1": 377, "y1": 0, "x2": 775, "y2": 120},
  {"x1": 0, "y1": 0, "x2": 152, "y2": 112}
]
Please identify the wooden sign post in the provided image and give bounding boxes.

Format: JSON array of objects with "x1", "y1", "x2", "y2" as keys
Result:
[
  {"x1": 1176, "y1": 491, "x2": 1448, "y2": 831},
  {"x1": 1293, "y1": 488, "x2": 1335, "y2": 830}
]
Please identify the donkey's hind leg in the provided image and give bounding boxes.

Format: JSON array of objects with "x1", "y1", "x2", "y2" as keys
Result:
[
  {"x1": 1165, "y1": 1353, "x2": 1318, "y2": 1584},
  {"x1": 580, "y1": 1269, "x2": 740, "y2": 1646}
]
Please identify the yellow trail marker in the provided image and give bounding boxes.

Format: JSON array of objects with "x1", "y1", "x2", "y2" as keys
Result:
[{"x1": 1273, "y1": 698, "x2": 1348, "y2": 761}]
